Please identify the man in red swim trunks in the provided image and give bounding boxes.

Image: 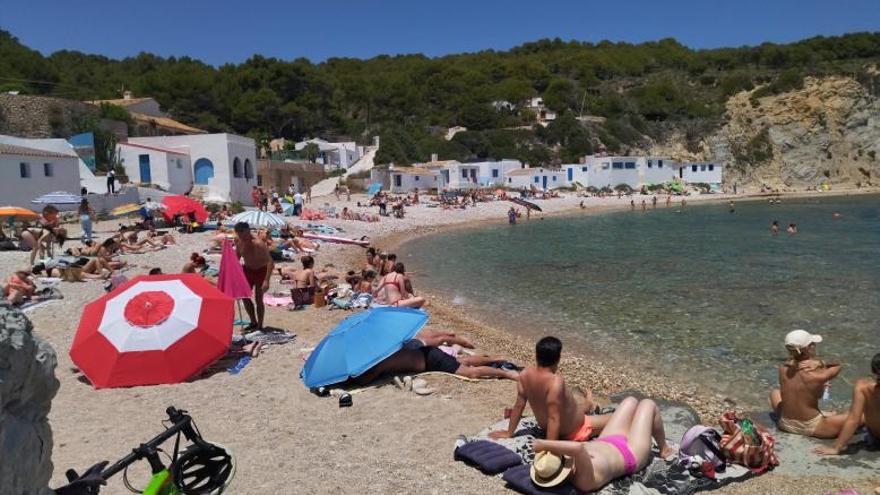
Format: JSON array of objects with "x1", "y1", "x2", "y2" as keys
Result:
[
  {"x1": 491, "y1": 336, "x2": 611, "y2": 442},
  {"x1": 234, "y1": 222, "x2": 273, "y2": 331}
]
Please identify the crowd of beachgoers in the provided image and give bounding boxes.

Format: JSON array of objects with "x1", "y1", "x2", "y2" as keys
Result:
[{"x1": 1, "y1": 185, "x2": 878, "y2": 494}]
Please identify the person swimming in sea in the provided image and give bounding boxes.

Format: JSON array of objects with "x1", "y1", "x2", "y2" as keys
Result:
[
  {"x1": 507, "y1": 207, "x2": 517, "y2": 224},
  {"x1": 771, "y1": 220, "x2": 780, "y2": 235},
  {"x1": 729, "y1": 201, "x2": 735, "y2": 213},
  {"x1": 787, "y1": 223, "x2": 798, "y2": 234}
]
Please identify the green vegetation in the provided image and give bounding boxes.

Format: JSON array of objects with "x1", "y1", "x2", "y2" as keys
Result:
[{"x1": 2, "y1": 30, "x2": 880, "y2": 164}]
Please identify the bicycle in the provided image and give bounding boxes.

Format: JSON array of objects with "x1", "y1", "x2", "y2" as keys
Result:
[{"x1": 56, "y1": 407, "x2": 235, "y2": 495}]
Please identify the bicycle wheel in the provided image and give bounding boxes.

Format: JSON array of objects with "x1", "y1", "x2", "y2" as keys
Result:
[{"x1": 170, "y1": 442, "x2": 235, "y2": 494}]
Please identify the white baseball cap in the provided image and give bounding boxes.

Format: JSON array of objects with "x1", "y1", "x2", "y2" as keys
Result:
[{"x1": 785, "y1": 329, "x2": 822, "y2": 349}]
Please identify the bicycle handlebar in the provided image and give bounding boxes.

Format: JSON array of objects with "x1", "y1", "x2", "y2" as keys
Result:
[{"x1": 99, "y1": 407, "x2": 199, "y2": 480}]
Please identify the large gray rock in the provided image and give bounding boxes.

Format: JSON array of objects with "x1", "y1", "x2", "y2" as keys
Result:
[{"x1": 0, "y1": 302, "x2": 59, "y2": 495}]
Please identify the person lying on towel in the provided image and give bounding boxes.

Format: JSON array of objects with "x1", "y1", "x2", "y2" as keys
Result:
[
  {"x1": 491, "y1": 336, "x2": 611, "y2": 442},
  {"x1": 530, "y1": 398, "x2": 676, "y2": 491}
]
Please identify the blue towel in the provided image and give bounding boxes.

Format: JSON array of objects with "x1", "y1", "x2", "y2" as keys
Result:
[
  {"x1": 502, "y1": 464, "x2": 579, "y2": 495},
  {"x1": 454, "y1": 440, "x2": 523, "y2": 475}
]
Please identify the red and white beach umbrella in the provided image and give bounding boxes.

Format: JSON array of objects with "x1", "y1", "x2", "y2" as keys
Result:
[{"x1": 71, "y1": 274, "x2": 234, "y2": 389}]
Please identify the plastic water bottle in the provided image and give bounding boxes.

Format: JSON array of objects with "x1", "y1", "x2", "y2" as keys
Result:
[{"x1": 822, "y1": 383, "x2": 831, "y2": 402}]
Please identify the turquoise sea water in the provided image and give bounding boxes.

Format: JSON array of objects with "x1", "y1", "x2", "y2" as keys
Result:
[{"x1": 400, "y1": 195, "x2": 880, "y2": 407}]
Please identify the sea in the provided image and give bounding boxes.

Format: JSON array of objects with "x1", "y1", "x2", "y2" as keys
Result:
[{"x1": 400, "y1": 194, "x2": 880, "y2": 408}]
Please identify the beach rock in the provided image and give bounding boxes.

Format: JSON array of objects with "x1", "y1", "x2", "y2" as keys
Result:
[{"x1": 0, "y1": 302, "x2": 59, "y2": 495}]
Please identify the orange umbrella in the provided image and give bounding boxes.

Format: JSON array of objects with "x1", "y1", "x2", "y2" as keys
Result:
[{"x1": 0, "y1": 206, "x2": 39, "y2": 220}]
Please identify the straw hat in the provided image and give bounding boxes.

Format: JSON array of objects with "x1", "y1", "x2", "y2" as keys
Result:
[{"x1": 530, "y1": 451, "x2": 573, "y2": 487}]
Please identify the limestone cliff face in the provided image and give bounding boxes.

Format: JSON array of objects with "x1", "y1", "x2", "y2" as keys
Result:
[
  {"x1": 0, "y1": 303, "x2": 59, "y2": 495},
  {"x1": 649, "y1": 75, "x2": 880, "y2": 188}
]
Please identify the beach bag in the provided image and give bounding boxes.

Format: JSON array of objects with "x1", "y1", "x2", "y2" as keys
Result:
[
  {"x1": 680, "y1": 425, "x2": 725, "y2": 469},
  {"x1": 313, "y1": 286, "x2": 326, "y2": 308},
  {"x1": 719, "y1": 411, "x2": 778, "y2": 473}
]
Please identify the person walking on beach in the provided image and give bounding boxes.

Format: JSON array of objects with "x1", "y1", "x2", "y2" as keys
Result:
[
  {"x1": 641, "y1": 199, "x2": 646, "y2": 211},
  {"x1": 630, "y1": 199, "x2": 635, "y2": 211},
  {"x1": 251, "y1": 186, "x2": 260, "y2": 208},
  {"x1": 508, "y1": 207, "x2": 517, "y2": 224},
  {"x1": 652, "y1": 196, "x2": 657, "y2": 208},
  {"x1": 78, "y1": 198, "x2": 95, "y2": 243},
  {"x1": 814, "y1": 352, "x2": 880, "y2": 455},
  {"x1": 293, "y1": 190, "x2": 304, "y2": 216},
  {"x1": 491, "y1": 337, "x2": 611, "y2": 442},
  {"x1": 234, "y1": 222, "x2": 273, "y2": 331},
  {"x1": 106, "y1": 169, "x2": 116, "y2": 194},
  {"x1": 769, "y1": 330, "x2": 847, "y2": 438},
  {"x1": 666, "y1": 196, "x2": 671, "y2": 207}
]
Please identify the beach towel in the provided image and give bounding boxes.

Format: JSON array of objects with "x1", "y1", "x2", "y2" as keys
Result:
[
  {"x1": 263, "y1": 294, "x2": 293, "y2": 307},
  {"x1": 243, "y1": 330, "x2": 297, "y2": 346},
  {"x1": 454, "y1": 440, "x2": 523, "y2": 474},
  {"x1": 457, "y1": 417, "x2": 757, "y2": 495}
]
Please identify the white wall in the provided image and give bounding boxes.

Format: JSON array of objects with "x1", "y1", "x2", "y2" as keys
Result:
[
  {"x1": 643, "y1": 157, "x2": 676, "y2": 185},
  {"x1": 0, "y1": 153, "x2": 80, "y2": 208},
  {"x1": 469, "y1": 159, "x2": 522, "y2": 186},
  {"x1": 504, "y1": 168, "x2": 566, "y2": 190},
  {"x1": 117, "y1": 145, "x2": 193, "y2": 195},
  {"x1": 390, "y1": 173, "x2": 442, "y2": 193},
  {"x1": 562, "y1": 163, "x2": 591, "y2": 186},
  {"x1": 679, "y1": 163, "x2": 723, "y2": 184},
  {"x1": 128, "y1": 134, "x2": 256, "y2": 203}
]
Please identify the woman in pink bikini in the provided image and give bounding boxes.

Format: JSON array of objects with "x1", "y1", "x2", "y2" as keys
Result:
[
  {"x1": 373, "y1": 262, "x2": 425, "y2": 308},
  {"x1": 530, "y1": 397, "x2": 675, "y2": 491}
]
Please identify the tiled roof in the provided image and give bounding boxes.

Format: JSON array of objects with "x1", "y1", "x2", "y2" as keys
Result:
[
  {"x1": 391, "y1": 166, "x2": 437, "y2": 176},
  {"x1": 421, "y1": 160, "x2": 461, "y2": 168},
  {"x1": 119, "y1": 142, "x2": 190, "y2": 156},
  {"x1": 0, "y1": 143, "x2": 74, "y2": 159},
  {"x1": 130, "y1": 112, "x2": 206, "y2": 134},
  {"x1": 505, "y1": 168, "x2": 537, "y2": 176}
]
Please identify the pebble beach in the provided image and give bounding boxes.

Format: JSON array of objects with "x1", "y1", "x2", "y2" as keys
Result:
[{"x1": 4, "y1": 188, "x2": 878, "y2": 494}]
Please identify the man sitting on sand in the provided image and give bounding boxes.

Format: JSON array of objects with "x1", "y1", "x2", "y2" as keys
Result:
[
  {"x1": 814, "y1": 352, "x2": 880, "y2": 455},
  {"x1": 491, "y1": 336, "x2": 610, "y2": 442},
  {"x1": 530, "y1": 397, "x2": 675, "y2": 492},
  {"x1": 770, "y1": 329, "x2": 847, "y2": 438},
  {"x1": 234, "y1": 222, "x2": 273, "y2": 331}
]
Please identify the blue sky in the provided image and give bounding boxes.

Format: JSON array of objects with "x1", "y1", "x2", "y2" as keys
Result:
[{"x1": 2, "y1": 0, "x2": 879, "y2": 65}]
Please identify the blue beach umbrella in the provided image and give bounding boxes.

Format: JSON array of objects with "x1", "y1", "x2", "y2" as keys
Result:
[
  {"x1": 300, "y1": 307, "x2": 429, "y2": 388},
  {"x1": 366, "y1": 183, "x2": 382, "y2": 196},
  {"x1": 278, "y1": 202, "x2": 296, "y2": 216}
]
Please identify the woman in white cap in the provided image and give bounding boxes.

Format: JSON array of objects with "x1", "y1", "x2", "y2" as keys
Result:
[{"x1": 769, "y1": 329, "x2": 847, "y2": 438}]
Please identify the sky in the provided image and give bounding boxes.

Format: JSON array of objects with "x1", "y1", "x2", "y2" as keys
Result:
[{"x1": 2, "y1": 0, "x2": 879, "y2": 65}]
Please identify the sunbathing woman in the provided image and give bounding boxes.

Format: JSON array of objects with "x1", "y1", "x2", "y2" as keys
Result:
[
  {"x1": 182, "y1": 253, "x2": 208, "y2": 274},
  {"x1": 65, "y1": 240, "x2": 100, "y2": 257},
  {"x1": 531, "y1": 398, "x2": 674, "y2": 491},
  {"x1": 354, "y1": 343, "x2": 518, "y2": 385},
  {"x1": 97, "y1": 238, "x2": 128, "y2": 270},
  {"x1": 288, "y1": 255, "x2": 318, "y2": 309},
  {"x1": 4, "y1": 268, "x2": 36, "y2": 304},
  {"x1": 374, "y1": 262, "x2": 425, "y2": 308}
]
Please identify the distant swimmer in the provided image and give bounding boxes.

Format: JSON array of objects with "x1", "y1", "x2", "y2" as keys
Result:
[
  {"x1": 641, "y1": 200, "x2": 647, "y2": 211},
  {"x1": 508, "y1": 207, "x2": 517, "y2": 225},
  {"x1": 681, "y1": 198, "x2": 687, "y2": 207},
  {"x1": 787, "y1": 223, "x2": 798, "y2": 234},
  {"x1": 666, "y1": 196, "x2": 671, "y2": 207},
  {"x1": 832, "y1": 212, "x2": 842, "y2": 219},
  {"x1": 630, "y1": 199, "x2": 635, "y2": 211},
  {"x1": 729, "y1": 201, "x2": 735, "y2": 213},
  {"x1": 771, "y1": 220, "x2": 780, "y2": 235},
  {"x1": 652, "y1": 196, "x2": 657, "y2": 208},
  {"x1": 579, "y1": 201, "x2": 586, "y2": 210}
]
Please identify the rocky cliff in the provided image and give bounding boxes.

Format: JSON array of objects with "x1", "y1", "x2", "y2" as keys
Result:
[
  {"x1": 649, "y1": 74, "x2": 880, "y2": 189},
  {"x1": 0, "y1": 303, "x2": 59, "y2": 495}
]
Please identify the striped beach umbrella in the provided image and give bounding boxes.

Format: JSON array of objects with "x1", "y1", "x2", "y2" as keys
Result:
[
  {"x1": 228, "y1": 210, "x2": 287, "y2": 229},
  {"x1": 70, "y1": 274, "x2": 234, "y2": 388},
  {"x1": 32, "y1": 191, "x2": 82, "y2": 205}
]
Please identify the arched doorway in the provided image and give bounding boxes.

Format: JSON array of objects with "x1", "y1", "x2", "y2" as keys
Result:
[
  {"x1": 193, "y1": 158, "x2": 215, "y2": 185},
  {"x1": 244, "y1": 159, "x2": 253, "y2": 180},
  {"x1": 232, "y1": 158, "x2": 242, "y2": 178}
]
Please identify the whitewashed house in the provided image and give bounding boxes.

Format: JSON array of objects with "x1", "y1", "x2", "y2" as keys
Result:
[
  {"x1": 562, "y1": 163, "x2": 591, "y2": 187},
  {"x1": 565, "y1": 155, "x2": 677, "y2": 189},
  {"x1": 117, "y1": 142, "x2": 192, "y2": 194},
  {"x1": 127, "y1": 134, "x2": 257, "y2": 203},
  {"x1": 0, "y1": 142, "x2": 80, "y2": 208},
  {"x1": 468, "y1": 159, "x2": 523, "y2": 187},
  {"x1": 524, "y1": 97, "x2": 557, "y2": 125},
  {"x1": 294, "y1": 138, "x2": 360, "y2": 170},
  {"x1": 504, "y1": 167, "x2": 566, "y2": 190},
  {"x1": 675, "y1": 162, "x2": 723, "y2": 185},
  {"x1": 643, "y1": 157, "x2": 676, "y2": 185},
  {"x1": 423, "y1": 160, "x2": 483, "y2": 190},
  {"x1": 388, "y1": 166, "x2": 446, "y2": 193}
]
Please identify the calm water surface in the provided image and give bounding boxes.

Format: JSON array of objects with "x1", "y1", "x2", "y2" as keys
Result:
[{"x1": 400, "y1": 195, "x2": 880, "y2": 407}]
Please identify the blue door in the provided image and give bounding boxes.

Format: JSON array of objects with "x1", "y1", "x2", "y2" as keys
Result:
[
  {"x1": 542, "y1": 176, "x2": 548, "y2": 189},
  {"x1": 193, "y1": 158, "x2": 215, "y2": 185},
  {"x1": 567, "y1": 168, "x2": 573, "y2": 182},
  {"x1": 138, "y1": 154, "x2": 151, "y2": 183}
]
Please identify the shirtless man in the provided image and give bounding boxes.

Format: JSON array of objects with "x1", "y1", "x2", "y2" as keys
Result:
[
  {"x1": 491, "y1": 337, "x2": 611, "y2": 442},
  {"x1": 288, "y1": 255, "x2": 317, "y2": 309},
  {"x1": 769, "y1": 330, "x2": 847, "y2": 438},
  {"x1": 814, "y1": 352, "x2": 880, "y2": 455},
  {"x1": 233, "y1": 222, "x2": 273, "y2": 330}
]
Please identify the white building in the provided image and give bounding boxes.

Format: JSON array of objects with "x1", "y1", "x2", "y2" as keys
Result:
[
  {"x1": 524, "y1": 97, "x2": 557, "y2": 125},
  {"x1": 467, "y1": 159, "x2": 524, "y2": 187},
  {"x1": 388, "y1": 166, "x2": 446, "y2": 193},
  {"x1": 117, "y1": 142, "x2": 192, "y2": 194},
  {"x1": 563, "y1": 155, "x2": 676, "y2": 189},
  {"x1": 421, "y1": 160, "x2": 483, "y2": 190},
  {"x1": 504, "y1": 167, "x2": 567, "y2": 190},
  {"x1": 0, "y1": 142, "x2": 80, "y2": 208},
  {"x1": 675, "y1": 162, "x2": 723, "y2": 185},
  {"x1": 294, "y1": 138, "x2": 361, "y2": 170},
  {"x1": 127, "y1": 134, "x2": 257, "y2": 203}
]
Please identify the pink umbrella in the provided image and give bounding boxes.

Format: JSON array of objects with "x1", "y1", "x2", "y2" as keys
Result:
[{"x1": 217, "y1": 239, "x2": 251, "y2": 299}]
